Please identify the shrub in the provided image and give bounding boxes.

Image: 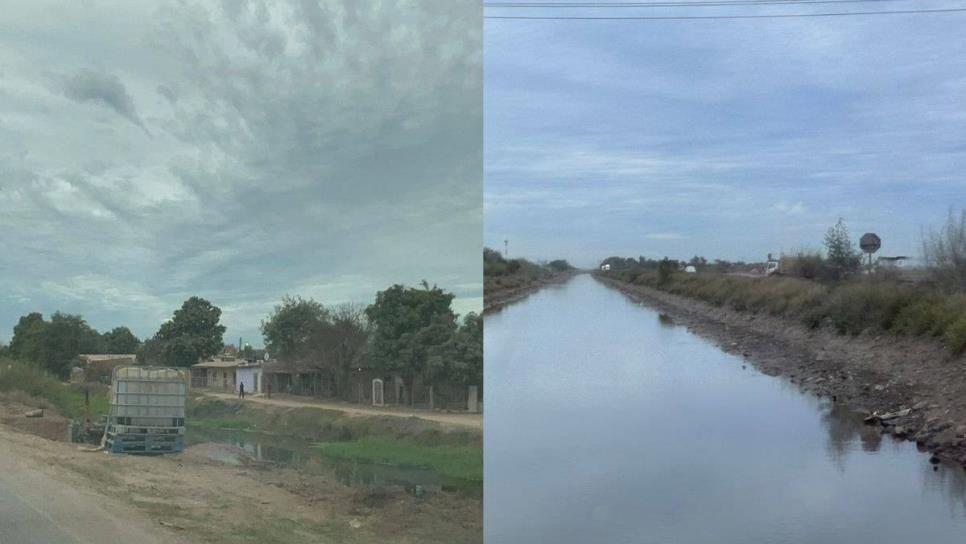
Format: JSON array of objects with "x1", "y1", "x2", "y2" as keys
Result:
[
  {"x1": 943, "y1": 315, "x2": 966, "y2": 353},
  {"x1": 923, "y1": 208, "x2": 966, "y2": 292}
]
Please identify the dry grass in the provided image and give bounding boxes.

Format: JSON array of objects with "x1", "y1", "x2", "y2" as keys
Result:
[{"x1": 604, "y1": 269, "x2": 966, "y2": 353}]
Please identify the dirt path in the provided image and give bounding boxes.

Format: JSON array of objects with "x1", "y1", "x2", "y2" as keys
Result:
[
  {"x1": 595, "y1": 274, "x2": 966, "y2": 467},
  {"x1": 202, "y1": 392, "x2": 482, "y2": 431},
  {"x1": 0, "y1": 427, "x2": 187, "y2": 544},
  {"x1": 0, "y1": 419, "x2": 481, "y2": 544}
]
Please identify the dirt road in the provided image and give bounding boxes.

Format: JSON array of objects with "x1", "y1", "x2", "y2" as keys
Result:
[
  {"x1": 202, "y1": 392, "x2": 483, "y2": 430},
  {"x1": 0, "y1": 427, "x2": 185, "y2": 544}
]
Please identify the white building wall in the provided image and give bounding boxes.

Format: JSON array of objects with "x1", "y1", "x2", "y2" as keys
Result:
[{"x1": 236, "y1": 367, "x2": 262, "y2": 394}]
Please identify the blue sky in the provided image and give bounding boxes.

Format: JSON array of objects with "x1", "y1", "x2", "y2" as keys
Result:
[
  {"x1": 484, "y1": 4, "x2": 966, "y2": 268},
  {"x1": 0, "y1": 1, "x2": 482, "y2": 346}
]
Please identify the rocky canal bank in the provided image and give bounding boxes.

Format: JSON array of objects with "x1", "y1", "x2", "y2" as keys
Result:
[{"x1": 595, "y1": 274, "x2": 966, "y2": 469}]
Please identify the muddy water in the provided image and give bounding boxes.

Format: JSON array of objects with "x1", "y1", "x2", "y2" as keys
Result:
[
  {"x1": 185, "y1": 428, "x2": 447, "y2": 494},
  {"x1": 484, "y1": 274, "x2": 966, "y2": 543}
]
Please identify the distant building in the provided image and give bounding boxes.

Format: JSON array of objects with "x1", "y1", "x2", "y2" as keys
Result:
[
  {"x1": 73, "y1": 353, "x2": 138, "y2": 383},
  {"x1": 191, "y1": 355, "x2": 263, "y2": 394}
]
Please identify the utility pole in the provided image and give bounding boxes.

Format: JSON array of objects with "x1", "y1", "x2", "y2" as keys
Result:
[{"x1": 504, "y1": 239, "x2": 508, "y2": 257}]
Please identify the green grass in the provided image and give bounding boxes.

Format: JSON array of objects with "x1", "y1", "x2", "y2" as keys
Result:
[
  {"x1": 187, "y1": 397, "x2": 480, "y2": 446},
  {"x1": 315, "y1": 437, "x2": 483, "y2": 483},
  {"x1": 600, "y1": 270, "x2": 966, "y2": 353},
  {"x1": 0, "y1": 358, "x2": 109, "y2": 417}
]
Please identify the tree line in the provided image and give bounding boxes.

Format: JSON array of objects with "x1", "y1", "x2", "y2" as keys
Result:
[
  {"x1": 0, "y1": 313, "x2": 139, "y2": 378},
  {"x1": 2, "y1": 282, "x2": 482, "y2": 391},
  {"x1": 261, "y1": 282, "x2": 481, "y2": 398},
  {"x1": 598, "y1": 211, "x2": 966, "y2": 291}
]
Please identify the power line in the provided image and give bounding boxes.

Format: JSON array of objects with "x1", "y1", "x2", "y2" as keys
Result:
[
  {"x1": 485, "y1": 7, "x2": 966, "y2": 19},
  {"x1": 485, "y1": 0, "x2": 909, "y2": 7}
]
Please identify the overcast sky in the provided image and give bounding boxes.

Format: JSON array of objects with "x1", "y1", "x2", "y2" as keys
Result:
[
  {"x1": 0, "y1": 0, "x2": 482, "y2": 347},
  {"x1": 485, "y1": 4, "x2": 966, "y2": 268}
]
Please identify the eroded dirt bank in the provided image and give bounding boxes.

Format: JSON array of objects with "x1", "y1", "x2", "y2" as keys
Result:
[{"x1": 595, "y1": 274, "x2": 966, "y2": 468}]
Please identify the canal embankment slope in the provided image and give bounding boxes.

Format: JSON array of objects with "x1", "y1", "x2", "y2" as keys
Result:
[
  {"x1": 483, "y1": 248, "x2": 579, "y2": 313},
  {"x1": 595, "y1": 273, "x2": 966, "y2": 468},
  {"x1": 0, "y1": 378, "x2": 482, "y2": 544}
]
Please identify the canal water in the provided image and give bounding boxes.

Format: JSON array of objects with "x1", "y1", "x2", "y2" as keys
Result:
[
  {"x1": 484, "y1": 274, "x2": 966, "y2": 543},
  {"x1": 184, "y1": 428, "x2": 456, "y2": 495}
]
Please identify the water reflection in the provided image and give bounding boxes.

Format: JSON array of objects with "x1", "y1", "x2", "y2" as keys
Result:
[
  {"x1": 485, "y1": 274, "x2": 966, "y2": 544},
  {"x1": 186, "y1": 428, "x2": 454, "y2": 496}
]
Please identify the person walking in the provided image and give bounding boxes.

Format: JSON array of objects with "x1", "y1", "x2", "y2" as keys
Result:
[
  {"x1": 239, "y1": 381, "x2": 245, "y2": 399},
  {"x1": 266, "y1": 382, "x2": 272, "y2": 398}
]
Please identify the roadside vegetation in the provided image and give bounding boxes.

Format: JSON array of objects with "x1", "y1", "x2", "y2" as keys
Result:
[
  {"x1": 599, "y1": 213, "x2": 966, "y2": 353},
  {"x1": 187, "y1": 397, "x2": 482, "y2": 492},
  {"x1": 0, "y1": 358, "x2": 108, "y2": 417},
  {"x1": 2, "y1": 278, "x2": 482, "y2": 404},
  {"x1": 484, "y1": 247, "x2": 575, "y2": 308}
]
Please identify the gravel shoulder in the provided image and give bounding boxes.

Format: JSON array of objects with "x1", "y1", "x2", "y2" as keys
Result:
[{"x1": 595, "y1": 274, "x2": 966, "y2": 467}]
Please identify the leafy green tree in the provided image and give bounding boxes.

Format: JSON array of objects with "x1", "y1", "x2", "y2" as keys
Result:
[
  {"x1": 136, "y1": 337, "x2": 164, "y2": 364},
  {"x1": 365, "y1": 283, "x2": 457, "y2": 405},
  {"x1": 824, "y1": 218, "x2": 861, "y2": 280},
  {"x1": 8, "y1": 312, "x2": 45, "y2": 360},
  {"x1": 101, "y1": 326, "x2": 140, "y2": 354},
  {"x1": 260, "y1": 296, "x2": 329, "y2": 363},
  {"x1": 150, "y1": 297, "x2": 226, "y2": 367},
  {"x1": 45, "y1": 313, "x2": 102, "y2": 377},
  {"x1": 449, "y1": 312, "x2": 482, "y2": 387},
  {"x1": 324, "y1": 303, "x2": 369, "y2": 398},
  {"x1": 658, "y1": 257, "x2": 676, "y2": 285}
]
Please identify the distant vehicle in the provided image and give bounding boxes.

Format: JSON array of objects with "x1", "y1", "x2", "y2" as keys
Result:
[
  {"x1": 765, "y1": 260, "x2": 781, "y2": 276},
  {"x1": 684, "y1": 265, "x2": 697, "y2": 273},
  {"x1": 600, "y1": 264, "x2": 611, "y2": 271}
]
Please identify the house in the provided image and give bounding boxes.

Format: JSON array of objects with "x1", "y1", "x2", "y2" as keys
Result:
[
  {"x1": 73, "y1": 353, "x2": 138, "y2": 383},
  {"x1": 190, "y1": 355, "x2": 263, "y2": 394}
]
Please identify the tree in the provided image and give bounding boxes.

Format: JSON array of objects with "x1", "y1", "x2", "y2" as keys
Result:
[
  {"x1": 658, "y1": 257, "x2": 676, "y2": 285},
  {"x1": 449, "y1": 312, "x2": 482, "y2": 387},
  {"x1": 324, "y1": 303, "x2": 369, "y2": 398},
  {"x1": 45, "y1": 312, "x2": 102, "y2": 377},
  {"x1": 365, "y1": 283, "x2": 457, "y2": 405},
  {"x1": 260, "y1": 296, "x2": 329, "y2": 363},
  {"x1": 101, "y1": 326, "x2": 140, "y2": 354},
  {"x1": 547, "y1": 259, "x2": 572, "y2": 273},
  {"x1": 824, "y1": 218, "x2": 861, "y2": 280},
  {"x1": 8, "y1": 312, "x2": 45, "y2": 360},
  {"x1": 137, "y1": 337, "x2": 164, "y2": 365},
  {"x1": 151, "y1": 297, "x2": 226, "y2": 367}
]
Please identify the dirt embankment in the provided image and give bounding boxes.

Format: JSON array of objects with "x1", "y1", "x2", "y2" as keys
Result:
[
  {"x1": 484, "y1": 270, "x2": 579, "y2": 313},
  {"x1": 0, "y1": 396, "x2": 482, "y2": 544},
  {"x1": 595, "y1": 274, "x2": 966, "y2": 468}
]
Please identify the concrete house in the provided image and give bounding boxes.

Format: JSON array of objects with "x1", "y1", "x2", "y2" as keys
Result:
[{"x1": 191, "y1": 355, "x2": 263, "y2": 394}]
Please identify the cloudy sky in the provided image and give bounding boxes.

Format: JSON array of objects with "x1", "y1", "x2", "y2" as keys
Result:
[
  {"x1": 0, "y1": 0, "x2": 482, "y2": 346},
  {"x1": 485, "y1": 3, "x2": 966, "y2": 268}
]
